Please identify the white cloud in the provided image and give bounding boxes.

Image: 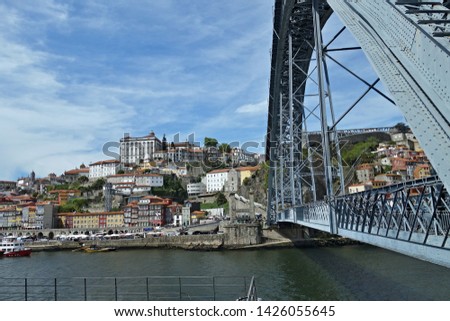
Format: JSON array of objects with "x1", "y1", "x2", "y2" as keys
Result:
[
  {"x1": 0, "y1": 1, "x2": 407, "y2": 181},
  {"x1": 236, "y1": 101, "x2": 267, "y2": 114}
]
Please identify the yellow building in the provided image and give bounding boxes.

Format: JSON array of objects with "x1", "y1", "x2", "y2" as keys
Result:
[
  {"x1": 57, "y1": 211, "x2": 124, "y2": 229},
  {"x1": 236, "y1": 166, "x2": 260, "y2": 185}
]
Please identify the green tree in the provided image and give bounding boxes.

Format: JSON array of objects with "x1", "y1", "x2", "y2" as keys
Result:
[
  {"x1": 394, "y1": 122, "x2": 410, "y2": 133},
  {"x1": 219, "y1": 143, "x2": 231, "y2": 154},
  {"x1": 57, "y1": 198, "x2": 89, "y2": 213},
  {"x1": 77, "y1": 176, "x2": 89, "y2": 184},
  {"x1": 215, "y1": 192, "x2": 227, "y2": 206},
  {"x1": 152, "y1": 174, "x2": 187, "y2": 200},
  {"x1": 204, "y1": 137, "x2": 218, "y2": 147},
  {"x1": 341, "y1": 137, "x2": 379, "y2": 166},
  {"x1": 91, "y1": 178, "x2": 106, "y2": 190}
]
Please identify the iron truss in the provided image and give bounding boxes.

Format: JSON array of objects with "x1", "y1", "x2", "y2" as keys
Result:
[
  {"x1": 266, "y1": 0, "x2": 339, "y2": 225},
  {"x1": 267, "y1": 0, "x2": 450, "y2": 267},
  {"x1": 277, "y1": 177, "x2": 450, "y2": 267}
]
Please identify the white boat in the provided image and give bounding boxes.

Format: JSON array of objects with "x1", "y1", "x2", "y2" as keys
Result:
[{"x1": 0, "y1": 236, "x2": 32, "y2": 257}]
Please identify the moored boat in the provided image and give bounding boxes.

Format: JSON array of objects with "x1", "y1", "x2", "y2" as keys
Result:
[
  {"x1": 83, "y1": 244, "x2": 116, "y2": 253},
  {"x1": 0, "y1": 236, "x2": 32, "y2": 257}
]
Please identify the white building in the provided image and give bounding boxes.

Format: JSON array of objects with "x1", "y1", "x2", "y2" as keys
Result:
[
  {"x1": 89, "y1": 160, "x2": 121, "y2": 179},
  {"x1": 107, "y1": 173, "x2": 163, "y2": 186},
  {"x1": 348, "y1": 183, "x2": 372, "y2": 194},
  {"x1": 230, "y1": 147, "x2": 257, "y2": 165},
  {"x1": 107, "y1": 173, "x2": 163, "y2": 195},
  {"x1": 206, "y1": 169, "x2": 230, "y2": 193},
  {"x1": 120, "y1": 131, "x2": 162, "y2": 165},
  {"x1": 160, "y1": 165, "x2": 188, "y2": 177},
  {"x1": 187, "y1": 182, "x2": 207, "y2": 196}
]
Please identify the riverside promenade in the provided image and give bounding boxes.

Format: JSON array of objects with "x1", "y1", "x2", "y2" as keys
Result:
[
  {"x1": 24, "y1": 227, "x2": 358, "y2": 252},
  {"x1": 20, "y1": 223, "x2": 264, "y2": 251}
]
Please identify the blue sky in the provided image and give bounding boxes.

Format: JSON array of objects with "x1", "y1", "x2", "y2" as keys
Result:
[{"x1": 0, "y1": 0, "x2": 404, "y2": 181}]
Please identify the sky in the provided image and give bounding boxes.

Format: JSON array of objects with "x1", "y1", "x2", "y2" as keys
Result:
[{"x1": 0, "y1": 0, "x2": 405, "y2": 181}]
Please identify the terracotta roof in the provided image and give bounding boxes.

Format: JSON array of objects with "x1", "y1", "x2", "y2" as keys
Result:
[
  {"x1": 108, "y1": 174, "x2": 134, "y2": 177},
  {"x1": 0, "y1": 207, "x2": 16, "y2": 212},
  {"x1": 235, "y1": 166, "x2": 260, "y2": 172},
  {"x1": 90, "y1": 159, "x2": 121, "y2": 166},
  {"x1": 36, "y1": 201, "x2": 53, "y2": 205},
  {"x1": 57, "y1": 211, "x2": 124, "y2": 217},
  {"x1": 0, "y1": 180, "x2": 16, "y2": 184},
  {"x1": 49, "y1": 190, "x2": 80, "y2": 194},
  {"x1": 356, "y1": 164, "x2": 374, "y2": 170},
  {"x1": 139, "y1": 174, "x2": 163, "y2": 177},
  {"x1": 207, "y1": 168, "x2": 230, "y2": 174},
  {"x1": 125, "y1": 201, "x2": 139, "y2": 207},
  {"x1": 142, "y1": 195, "x2": 162, "y2": 199},
  {"x1": 192, "y1": 210, "x2": 207, "y2": 214},
  {"x1": 64, "y1": 168, "x2": 89, "y2": 175}
]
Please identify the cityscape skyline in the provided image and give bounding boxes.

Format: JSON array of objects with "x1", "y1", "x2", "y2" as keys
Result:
[{"x1": 0, "y1": 0, "x2": 405, "y2": 181}]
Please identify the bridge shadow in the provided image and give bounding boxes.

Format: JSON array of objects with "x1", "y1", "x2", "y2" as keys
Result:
[
  {"x1": 297, "y1": 243, "x2": 450, "y2": 300},
  {"x1": 272, "y1": 223, "x2": 450, "y2": 300}
]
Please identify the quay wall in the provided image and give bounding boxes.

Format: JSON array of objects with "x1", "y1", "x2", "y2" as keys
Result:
[
  {"x1": 27, "y1": 235, "x2": 226, "y2": 251},
  {"x1": 26, "y1": 223, "x2": 263, "y2": 251}
]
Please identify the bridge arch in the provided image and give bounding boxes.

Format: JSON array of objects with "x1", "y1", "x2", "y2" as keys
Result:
[{"x1": 266, "y1": 0, "x2": 450, "y2": 267}]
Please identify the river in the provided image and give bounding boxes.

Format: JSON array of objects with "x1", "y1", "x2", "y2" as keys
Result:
[{"x1": 0, "y1": 245, "x2": 449, "y2": 300}]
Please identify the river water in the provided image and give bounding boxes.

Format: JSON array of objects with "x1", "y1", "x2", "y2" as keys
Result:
[{"x1": 0, "y1": 245, "x2": 449, "y2": 301}]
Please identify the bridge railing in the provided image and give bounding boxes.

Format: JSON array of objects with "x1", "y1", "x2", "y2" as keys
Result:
[
  {"x1": 0, "y1": 276, "x2": 254, "y2": 301},
  {"x1": 334, "y1": 179, "x2": 450, "y2": 248},
  {"x1": 276, "y1": 177, "x2": 450, "y2": 249}
]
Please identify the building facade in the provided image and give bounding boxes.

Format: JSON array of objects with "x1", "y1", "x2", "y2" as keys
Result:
[
  {"x1": 187, "y1": 182, "x2": 207, "y2": 196},
  {"x1": 64, "y1": 168, "x2": 89, "y2": 183},
  {"x1": 0, "y1": 180, "x2": 16, "y2": 191},
  {"x1": 0, "y1": 207, "x2": 20, "y2": 229},
  {"x1": 89, "y1": 160, "x2": 121, "y2": 179},
  {"x1": 120, "y1": 131, "x2": 162, "y2": 165},
  {"x1": 57, "y1": 211, "x2": 124, "y2": 229},
  {"x1": 136, "y1": 196, "x2": 172, "y2": 227},
  {"x1": 356, "y1": 164, "x2": 375, "y2": 183},
  {"x1": 206, "y1": 169, "x2": 229, "y2": 193},
  {"x1": 107, "y1": 173, "x2": 163, "y2": 195},
  {"x1": 348, "y1": 183, "x2": 372, "y2": 194}
]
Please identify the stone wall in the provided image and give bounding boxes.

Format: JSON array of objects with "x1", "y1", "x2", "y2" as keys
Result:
[
  {"x1": 29, "y1": 234, "x2": 226, "y2": 251},
  {"x1": 222, "y1": 223, "x2": 261, "y2": 247}
]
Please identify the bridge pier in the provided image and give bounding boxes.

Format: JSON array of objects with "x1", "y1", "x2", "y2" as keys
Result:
[{"x1": 222, "y1": 223, "x2": 262, "y2": 247}]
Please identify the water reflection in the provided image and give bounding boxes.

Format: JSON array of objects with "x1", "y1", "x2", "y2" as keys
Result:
[{"x1": 0, "y1": 245, "x2": 448, "y2": 300}]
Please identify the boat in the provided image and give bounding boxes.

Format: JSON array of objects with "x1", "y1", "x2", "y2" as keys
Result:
[
  {"x1": 0, "y1": 236, "x2": 32, "y2": 257},
  {"x1": 83, "y1": 244, "x2": 116, "y2": 253},
  {"x1": 72, "y1": 242, "x2": 89, "y2": 252}
]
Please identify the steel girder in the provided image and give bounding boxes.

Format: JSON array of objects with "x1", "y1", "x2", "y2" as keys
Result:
[
  {"x1": 267, "y1": 0, "x2": 450, "y2": 217},
  {"x1": 266, "y1": 0, "x2": 335, "y2": 225},
  {"x1": 328, "y1": 0, "x2": 450, "y2": 192},
  {"x1": 267, "y1": 0, "x2": 450, "y2": 266}
]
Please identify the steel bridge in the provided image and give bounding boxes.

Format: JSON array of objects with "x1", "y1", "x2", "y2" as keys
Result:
[{"x1": 266, "y1": 0, "x2": 450, "y2": 267}]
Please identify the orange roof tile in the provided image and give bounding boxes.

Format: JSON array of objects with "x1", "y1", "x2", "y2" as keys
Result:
[
  {"x1": 208, "y1": 168, "x2": 230, "y2": 174},
  {"x1": 90, "y1": 159, "x2": 121, "y2": 166},
  {"x1": 64, "y1": 168, "x2": 89, "y2": 175}
]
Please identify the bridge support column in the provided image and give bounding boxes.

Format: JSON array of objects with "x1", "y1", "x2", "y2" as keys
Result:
[{"x1": 312, "y1": 0, "x2": 337, "y2": 234}]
